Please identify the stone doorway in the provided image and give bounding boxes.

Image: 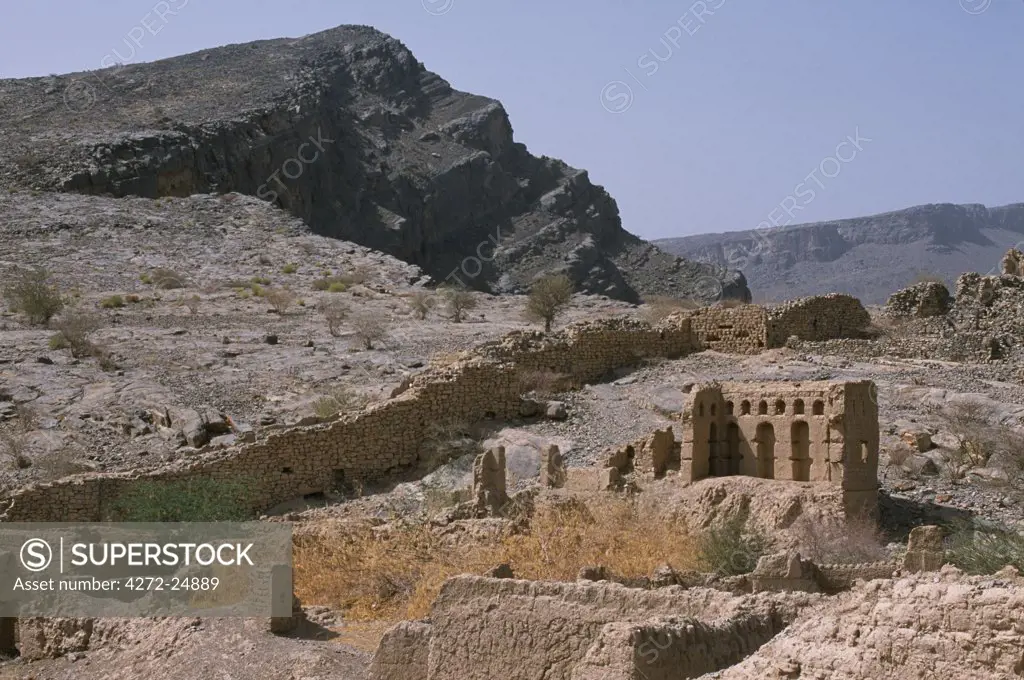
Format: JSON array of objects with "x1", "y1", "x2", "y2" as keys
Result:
[
  {"x1": 756, "y1": 423, "x2": 775, "y2": 479},
  {"x1": 791, "y1": 421, "x2": 811, "y2": 481}
]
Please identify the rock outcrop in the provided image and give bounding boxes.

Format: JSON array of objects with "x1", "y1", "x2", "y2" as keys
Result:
[{"x1": 0, "y1": 25, "x2": 748, "y2": 304}]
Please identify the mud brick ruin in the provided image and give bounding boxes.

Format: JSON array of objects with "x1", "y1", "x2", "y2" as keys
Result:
[
  {"x1": 0, "y1": 295, "x2": 874, "y2": 523},
  {"x1": 680, "y1": 380, "x2": 880, "y2": 515}
]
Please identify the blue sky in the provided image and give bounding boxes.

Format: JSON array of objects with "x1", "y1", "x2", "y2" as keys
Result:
[{"x1": 2, "y1": 0, "x2": 1022, "y2": 240}]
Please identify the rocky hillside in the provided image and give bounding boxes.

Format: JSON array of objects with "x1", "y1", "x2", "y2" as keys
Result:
[
  {"x1": 656, "y1": 202, "x2": 1024, "y2": 303},
  {"x1": 0, "y1": 25, "x2": 747, "y2": 304}
]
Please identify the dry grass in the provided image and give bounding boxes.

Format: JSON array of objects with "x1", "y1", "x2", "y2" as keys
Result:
[
  {"x1": 788, "y1": 514, "x2": 888, "y2": 564},
  {"x1": 641, "y1": 295, "x2": 698, "y2": 323},
  {"x1": 293, "y1": 496, "x2": 699, "y2": 621}
]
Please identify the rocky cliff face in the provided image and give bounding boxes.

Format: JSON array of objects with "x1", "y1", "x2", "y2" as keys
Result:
[
  {"x1": 0, "y1": 25, "x2": 748, "y2": 304},
  {"x1": 656, "y1": 202, "x2": 1024, "y2": 303}
]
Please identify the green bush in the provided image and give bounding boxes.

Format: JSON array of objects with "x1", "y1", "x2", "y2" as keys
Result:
[
  {"x1": 282, "y1": 263, "x2": 298, "y2": 274},
  {"x1": 525, "y1": 274, "x2": 574, "y2": 332},
  {"x1": 946, "y1": 522, "x2": 1024, "y2": 574},
  {"x1": 696, "y1": 512, "x2": 771, "y2": 576},
  {"x1": 100, "y1": 295, "x2": 125, "y2": 309},
  {"x1": 3, "y1": 267, "x2": 64, "y2": 325},
  {"x1": 106, "y1": 477, "x2": 254, "y2": 522},
  {"x1": 251, "y1": 275, "x2": 272, "y2": 286}
]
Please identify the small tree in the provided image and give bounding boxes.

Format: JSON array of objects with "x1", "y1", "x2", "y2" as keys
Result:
[
  {"x1": 265, "y1": 287, "x2": 296, "y2": 314},
  {"x1": 351, "y1": 313, "x2": 387, "y2": 349},
  {"x1": 51, "y1": 309, "x2": 101, "y2": 358},
  {"x1": 319, "y1": 299, "x2": 348, "y2": 337},
  {"x1": 441, "y1": 285, "x2": 477, "y2": 323},
  {"x1": 408, "y1": 290, "x2": 436, "y2": 320},
  {"x1": 525, "y1": 274, "x2": 574, "y2": 332},
  {"x1": 3, "y1": 267, "x2": 64, "y2": 325}
]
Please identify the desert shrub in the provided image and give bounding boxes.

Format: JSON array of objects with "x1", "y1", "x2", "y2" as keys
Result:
[
  {"x1": 642, "y1": 295, "x2": 698, "y2": 323},
  {"x1": 251, "y1": 275, "x2": 272, "y2": 286},
  {"x1": 351, "y1": 313, "x2": 387, "y2": 349},
  {"x1": 99, "y1": 294, "x2": 124, "y2": 309},
  {"x1": 338, "y1": 265, "x2": 372, "y2": 286},
  {"x1": 151, "y1": 268, "x2": 188, "y2": 289},
  {"x1": 265, "y1": 287, "x2": 296, "y2": 314},
  {"x1": 440, "y1": 284, "x2": 477, "y2": 323},
  {"x1": 48, "y1": 333, "x2": 69, "y2": 350},
  {"x1": 282, "y1": 263, "x2": 298, "y2": 274},
  {"x1": 106, "y1": 478, "x2": 253, "y2": 522},
  {"x1": 125, "y1": 294, "x2": 141, "y2": 304},
  {"x1": 51, "y1": 309, "x2": 101, "y2": 358},
  {"x1": 946, "y1": 522, "x2": 1024, "y2": 574},
  {"x1": 313, "y1": 276, "x2": 348, "y2": 292},
  {"x1": 293, "y1": 495, "x2": 698, "y2": 621},
  {"x1": 788, "y1": 515, "x2": 887, "y2": 564},
  {"x1": 183, "y1": 294, "x2": 201, "y2": 314},
  {"x1": 695, "y1": 512, "x2": 771, "y2": 576},
  {"x1": 312, "y1": 386, "x2": 368, "y2": 419},
  {"x1": 933, "y1": 401, "x2": 1023, "y2": 481},
  {"x1": 525, "y1": 274, "x2": 574, "y2": 332},
  {"x1": 139, "y1": 273, "x2": 153, "y2": 284},
  {"x1": 2, "y1": 267, "x2": 64, "y2": 325},
  {"x1": 408, "y1": 290, "x2": 436, "y2": 320},
  {"x1": 319, "y1": 299, "x2": 349, "y2": 336}
]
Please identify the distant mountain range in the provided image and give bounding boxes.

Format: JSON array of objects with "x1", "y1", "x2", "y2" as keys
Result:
[{"x1": 655, "y1": 202, "x2": 1024, "y2": 304}]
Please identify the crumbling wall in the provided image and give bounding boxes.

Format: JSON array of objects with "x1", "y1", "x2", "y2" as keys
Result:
[
  {"x1": 368, "y1": 621, "x2": 431, "y2": 680},
  {"x1": 766, "y1": 294, "x2": 872, "y2": 346},
  {"x1": 686, "y1": 306, "x2": 768, "y2": 355},
  {"x1": 885, "y1": 281, "x2": 952, "y2": 318},
  {"x1": 573, "y1": 613, "x2": 792, "y2": 680},
  {"x1": 0, "y1": 317, "x2": 694, "y2": 522},
  {"x1": 372, "y1": 576, "x2": 816, "y2": 680},
  {"x1": 814, "y1": 562, "x2": 897, "y2": 592}
]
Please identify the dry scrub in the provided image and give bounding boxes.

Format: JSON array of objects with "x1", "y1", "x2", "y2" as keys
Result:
[{"x1": 293, "y1": 496, "x2": 699, "y2": 621}]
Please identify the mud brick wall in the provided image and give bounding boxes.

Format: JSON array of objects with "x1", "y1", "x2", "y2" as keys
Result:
[
  {"x1": 687, "y1": 306, "x2": 768, "y2": 355},
  {"x1": 767, "y1": 294, "x2": 871, "y2": 346},
  {"x1": 815, "y1": 562, "x2": 897, "y2": 592},
  {"x1": 574, "y1": 613, "x2": 792, "y2": 680},
  {"x1": 384, "y1": 576, "x2": 815, "y2": 680},
  {"x1": 0, "y1": 318, "x2": 694, "y2": 522}
]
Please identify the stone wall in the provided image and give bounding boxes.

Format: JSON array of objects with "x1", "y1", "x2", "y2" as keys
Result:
[
  {"x1": 766, "y1": 294, "x2": 872, "y2": 346},
  {"x1": 0, "y1": 317, "x2": 694, "y2": 522},
  {"x1": 686, "y1": 306, "x2": 769, "y2": 354}
]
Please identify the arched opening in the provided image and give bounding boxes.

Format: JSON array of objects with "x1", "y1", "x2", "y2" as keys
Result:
[
  {"x1": 726, "y1": 423, "x2": 742, "y2": 475},
  {"x1": 774, "y1": 400, "x2": 786, "y2": 415},
  {"x1": 812, "y1": 400, "x2": 825, "y2": 415},
  {"x1": 791, "y1": 421, "x2": 811, "y2": 481},
  {"x1": 697, "y1": 402, "x2": 704, "y2": 417},
  {"x1": 756, "y1": 423, "x2": 775, "y2": 479},
  {"x1": 758, "y1": 400, "x2": 768, "y2": 415},
  {"x1": 793, "y1": 399, "x2": 805, "y2": 415},
  {"x1": 725, "y1": 401, "x2": 734, "y2": 415},
  {"x1": 708, "y1": 423, "x2": 721, "y2": 477},
  {"x1": 740, "y1": 400, "x2": 751, "y2": 415},
  {"x1": 710, "y1": 403, "x2": 717, "y2": 416},
  {"x1": 0, "y1": 617, "x2": 16, "y2": 658}
]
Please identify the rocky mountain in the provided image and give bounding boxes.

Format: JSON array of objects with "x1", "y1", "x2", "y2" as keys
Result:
[
  {"x1": 0, "y1": 25, "x2": 748, "y2": 304},
  {"x1": 656, "y1": 202, "x2": 1024, "y2": 303}
]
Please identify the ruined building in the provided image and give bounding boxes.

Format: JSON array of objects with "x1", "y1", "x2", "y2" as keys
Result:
[{"x1": 679, "y1": 381, "x2": 879, "y2": 514}]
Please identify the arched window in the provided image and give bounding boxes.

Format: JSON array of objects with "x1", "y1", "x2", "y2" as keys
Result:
[
  {"x1": 710, "y1": 403, "x2": 717, "y2": 416},
  {"x1": 793, "y1": 399, "x2": 805, "y2": 415},
  {"x1": 758, "y1": 400, "x2": 768, "y2": 415},
  {"x1": 812, "y1": 400, "x2": 825, "y2": 415},
  {"x1": 697, "y1": 402, "x2": 704, "y2": 417},
  {"x1": 775, "y1": 400, "x2": 786, "y2": 415},
  {"x1": 725, "y1": 401, "x2": 734, "y2": 415},
  {"x1": 740, "y1": 400, "x2": 751, "y2": 415}
]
